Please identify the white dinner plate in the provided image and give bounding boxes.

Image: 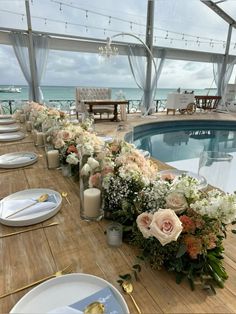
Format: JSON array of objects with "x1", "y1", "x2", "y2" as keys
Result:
[
  {"x1": 0, "y1": 152, "x2": 38, "y2": 168},
  {"x1": 0, "y1": 188, "x2": 62, "y2": 227},
  {"x1": 158, "y1": 169, "x2": 207, "y2": 190},
  {"x1": 0, "y1": 131, "x2": 25, "y2": 142},
  {"x1": 0, "y1": 124, "x2": 20, "y2": 133},
  {"x1": 0, "y1": 114, "x2": 12, "y2": 119},
  {"x1": 10, "y1": 273, "x2": 129, "y2": 314},
  {"x1": 0, "y1": 118, "x2": 16, "y2": 125}
]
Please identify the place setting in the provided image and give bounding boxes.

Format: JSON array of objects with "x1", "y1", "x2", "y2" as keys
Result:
[
  {"x1": 0, "y1": 123, "x2": 21, "y2": 133},
  {"x1": 0, "y1": 118, "x2": 16, "y2": 125},
  {"x1": 0, "y1": 131, "x2": 25, "y2": 142},
  {"x1": 0, "y1": 151, "x2": 38, "y2": 169},
  {"x1": 8, "y1": 271, "x2": 129, "y2": 314},
  {"x1": 0, "y1": 188, "x2": 62, "y2": 227}
]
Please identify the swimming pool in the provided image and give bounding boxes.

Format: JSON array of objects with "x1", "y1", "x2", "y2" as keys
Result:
[
  {"x1": 134, "y1": 120, "x2": 236, "y2": 193},
  {"x1": 134, "y1": 120, "x2": 236, "y2": 162}
]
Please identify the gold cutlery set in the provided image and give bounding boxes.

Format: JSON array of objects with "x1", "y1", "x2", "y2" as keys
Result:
[{"x1": 0, "y1": 191, "x2": 141, "y2": 313}]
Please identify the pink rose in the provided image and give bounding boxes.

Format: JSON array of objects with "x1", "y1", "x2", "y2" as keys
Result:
[
  {"x1": 136, "y1": 212, "x2": 153, "y2": 238},
  {"x1": 149, "y1": 209, "x2": 183, "y2": 246},
  {"x1": 89, "y1": 173, "x2": 102, "y2": 188}
]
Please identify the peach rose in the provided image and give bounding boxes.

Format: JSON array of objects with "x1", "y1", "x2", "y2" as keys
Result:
[
  {"x1": 165, "y1": 192, "x2": 188, "y2": 213},
  {"x1": 136, "y1": 212, "x2": 153, "y2": 238},
  {"x1": 149, "y1": 209, "x2": 183, "y2": 246}
]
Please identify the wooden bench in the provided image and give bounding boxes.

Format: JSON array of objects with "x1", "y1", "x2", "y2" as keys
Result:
[{"x1": 195, "y1": 95, "x2": 221, "y2": 112}]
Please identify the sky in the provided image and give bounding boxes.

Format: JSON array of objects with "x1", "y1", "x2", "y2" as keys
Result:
[{"x1": 0, "y1": 0, "x2": 236, "y2": 89}]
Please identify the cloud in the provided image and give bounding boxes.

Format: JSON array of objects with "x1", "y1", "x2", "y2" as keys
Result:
[{"x1": 0, "y1": 0, "x2": 235, "y2": 89}]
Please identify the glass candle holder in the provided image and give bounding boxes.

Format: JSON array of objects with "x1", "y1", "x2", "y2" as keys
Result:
[
  {"x1": 116, "y1": 123, "x2": 133, "y2": 143},
  {"x1": 106, "y1": 222, "x2": 123, "y2": 247},
  {"x1": 198, "y1": 151, "x2": 233, "y2": 192},
  {"x1": 46, "y1": 148, "x2": 60, "y2": 169},
  {"x1": 80, "y1": 187, "x2": 103, "y2": 221}
]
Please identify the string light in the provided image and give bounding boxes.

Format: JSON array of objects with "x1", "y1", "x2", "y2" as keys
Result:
[
  {"x1": 108, "y1": 16, "x2": 111, "y2": 25},
  {"x1": 59, "y1": 2, "x2": 62, "y2": 11},
  {"x1": 86, "y1": 10, "x2": 88, "y2": 19},
  {"x1": 50, "y1": 0, "x2": 228, "y2": 48},
  {"x1": 0, "y1": 8, "x2": 235, "y2": 51}
]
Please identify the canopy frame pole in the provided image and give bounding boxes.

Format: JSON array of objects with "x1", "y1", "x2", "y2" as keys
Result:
[
  {"x1": 144, "y1": 0, "x2": 155, "y2": 114},
  {"x1": 25, "y1": 0, "x2": 38, "y2": 101}
]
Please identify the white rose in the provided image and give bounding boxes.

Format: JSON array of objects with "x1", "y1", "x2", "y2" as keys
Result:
[
  {"x1": 80, "y1": 163, "x2": 91, "y2": 176},
  {"x1": 136, "y1": 212, "x2": 153, "y2": 238},
  {"x1": 149, "y1": 209, "x2": 183, "y2": 246},
  {"x1": 87, "y1": 157, "x2": 100, "y2": 170},
  {"x1": 54, "y1": 138, "x2": 65, "y2": 149},
  {"x1": 66, "y1": 153, "x2": 79, "y2": 165},
  {"x1": 165, "y1": 192, "x2": 188, "y2": 213}
]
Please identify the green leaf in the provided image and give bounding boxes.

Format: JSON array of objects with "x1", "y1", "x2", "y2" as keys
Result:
[
  {"x1": 119, "y1": 274, "x2": 132, "y2": 281},
  {"x1": 176, "y1": 272, "x2": 185, "y2": 284},
  {"x1": 132, "y1": 264, "x2": 141, "y2": 272},
  {"x1": 117, "y1": 280, "x2": 123, "y2": 285},
  {"x1": 231, "y1": 220, "x2": 236, "y2": 225},
  {"x1": 176, "y1": 243, "x2": 187, "y2": 258},
  {"x1": 188, "y1": 278, "x2": 195, "y2": 291},
  {"x1": 232, "y1": 229, "x2": 236, "y2": 234}
]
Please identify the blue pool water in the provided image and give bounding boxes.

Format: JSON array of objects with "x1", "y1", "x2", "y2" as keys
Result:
[
  {"x1": 134, "y1": 120, "x2": 236, "y2": 193},
  {"x1": 134, "y1": 120, "x2": 236, "y2": 162}
]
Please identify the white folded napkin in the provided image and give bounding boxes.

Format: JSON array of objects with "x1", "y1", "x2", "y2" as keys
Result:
[
  {"x1": 5, "y1": 156, "x2": 32, "y2": 164},
  {"x1": 48, "y1": 306, "x2": 82, "y2": 314},
  {"x1": 1, "y1": 195, "x2": 57, "y2": 220}
]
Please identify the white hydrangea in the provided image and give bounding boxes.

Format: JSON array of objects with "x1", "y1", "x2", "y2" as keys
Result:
[{"x1": 190, "y1": 189, "x2": 236, "y2": 224}]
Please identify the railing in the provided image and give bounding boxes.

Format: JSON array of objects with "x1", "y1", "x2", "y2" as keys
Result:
[{"x1": 0, "y1": 99, "x2": 168, "y2": 114}]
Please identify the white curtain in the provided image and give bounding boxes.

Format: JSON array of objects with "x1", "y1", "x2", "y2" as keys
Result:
[
  {"x1": 10, "y1": 32, "x2": 49, "y2": 102},
  {"x1": 213, "y1": 55, "x2": 236, "y2": 106},
  {"x1": 128, "y1": 46, "x2": 166, "y2": 116}
]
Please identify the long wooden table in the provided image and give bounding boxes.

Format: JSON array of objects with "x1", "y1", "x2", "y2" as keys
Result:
[
  {"x1": 1, "y1": 130, "x2": 236, "y2": 313},
  {"x1": 84, "y1": 99, "x2": 129, "y2": 122}
]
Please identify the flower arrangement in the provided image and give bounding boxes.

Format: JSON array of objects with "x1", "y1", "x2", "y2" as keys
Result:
[
  {"x1": 99, "y1": 141, "x2": 236, "y2": 292},
  {"x1": 25, "y1": 103, "x2": 236, "y2": 292}
]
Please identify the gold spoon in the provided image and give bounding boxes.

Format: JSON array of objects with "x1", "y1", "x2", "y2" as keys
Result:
[
  {"x1": 5, "y1": 193, "x2": 49, "y2": 219},
  {"x1": 61, "y1": 192, "x2": 71, "y2": 205},
  {"x1": 84, "y1": 302, "x2": 105, "y2": 314},
  {"x1": 122, "y1": 281, "x2": 141, "y2": 314}
]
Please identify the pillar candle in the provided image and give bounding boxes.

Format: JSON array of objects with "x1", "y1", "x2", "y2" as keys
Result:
[
  {"x1": 36, "y1": 132, "x2": 44, "y2": 147},
  {"x1": 32, "y1": 129, "x2": 37, "y2": 145},
  {"x1": 83, "y1": 188, "x2": 101, "y2": 218},
  {"x1": 46, "y1": 150, "x2": 60, "y2": 169},
  {"x1": 19, "y1": 114, "x2": 26, "y2": 123},
  {"x1": 26, "y1": 121, "x2": 32, "y2": 132}
]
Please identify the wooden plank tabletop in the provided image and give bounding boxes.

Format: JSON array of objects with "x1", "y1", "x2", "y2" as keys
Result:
[{"x1": 0, "y1": 125, "x2": 236, "y2": 313}]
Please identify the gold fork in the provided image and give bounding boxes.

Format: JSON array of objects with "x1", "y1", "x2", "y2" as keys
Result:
[
  {"x1": 0, "y1": 264, "x2": 74, "y2": 299},
  {"x1": 0, "y1": 222, "x2": 59, "y2": 239}
]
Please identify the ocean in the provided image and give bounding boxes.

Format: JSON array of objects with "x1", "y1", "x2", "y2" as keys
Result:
[{"x1": 0, "y1": 85, "x2": 217, "y2": 102}]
